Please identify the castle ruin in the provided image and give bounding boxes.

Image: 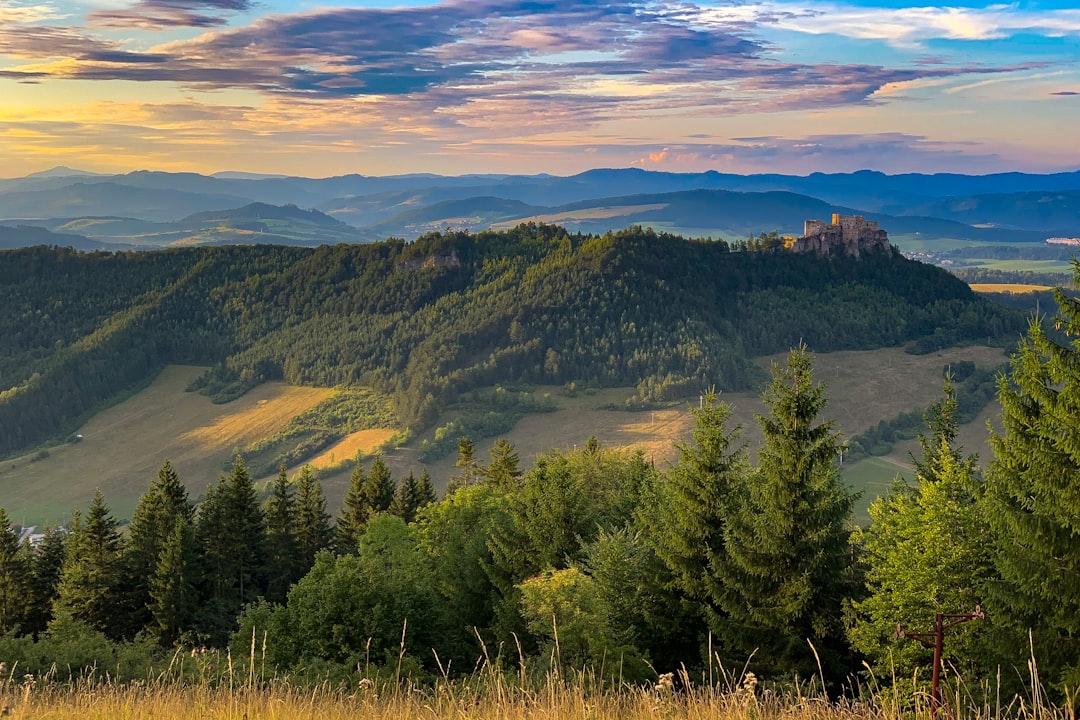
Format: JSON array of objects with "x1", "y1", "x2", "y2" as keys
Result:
[{"x1": 790, "y1": 214, "x2": 890, "y2": 257}]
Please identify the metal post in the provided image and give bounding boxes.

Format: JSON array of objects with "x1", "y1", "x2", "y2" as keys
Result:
[
  {"x1": 931, "y1": 613, "x2": 943, "y2": 718},
  {"x1": 896, "y1": 606, "x2": 984, "y2": 718}
]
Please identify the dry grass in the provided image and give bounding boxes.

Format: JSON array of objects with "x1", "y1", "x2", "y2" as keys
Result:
[
  {"x1": 0, "y1": 665, "x2": 1067, "y2": 720},
  {"x1": 0, "y1": 367, "x2": 334, "y2": 525},
  {"x1": 180, "y1": 386, "x2": 334, "y2": 450},
  {"x1": 969, "y1": 283, "x2": 1054, "y2": 294},
  {"x1": 306, "y1": 428, "x2": 399, "y2": 470}
]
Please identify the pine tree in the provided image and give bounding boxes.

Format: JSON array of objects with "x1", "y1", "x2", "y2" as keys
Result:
[
  {"x1": 337, "y1": 455, "x2": 395, "y2": 552},
  {"x1": 851, "y1": 379, "x2": 992, "y2": 680},
  {"x1": 24, "y1": 527, "x2": 65, "y2": 635},
  {"x1": 120, "y1": 460, "x2": 193, "y2": 637},
  {"x1": 363, "y1": 454, "x2": 395, "y2": 514},
  {"x1": 295, "y1": 464, "x2": 332, "y2": 575},
  {"x1": 54, "y1": 489, "x2": 124, "y2": 637},
  {"x1": 389, "y1": 472, "x2": 422, "y2": 524},
  {"x1": 485, "y1": 439, "x2": 521, "y2": 489},
  {"x1": 149, "y1": 518, "x2": 199, "y2": 647},
  {"x1": 983, "y1": 273, "x2": 1080, "y2": 687},
  {"x1": 719, "y1": 347, "x2": 855, "y2": 681},
  {"x1": 448, "y1": 437, "x2": 482, "y2": 492},
  {"x1": 196, "y1": 456, "x2": 267, "y2": 643},
  {"x1": 416, "y1": 467, "x2": 438, "y2": 508},
  {"x1": 0, "y1": 507, "x2": 31, "y2": 633},
  {"x1": 650, "y1": 391, "x2": 747, "y2": 611},
  {"x1": 336, "y1": 458, "x2": 367, "y2": 554},
  {"x1": 264, "y1": 466, "x2": 300, "y2": 603}
]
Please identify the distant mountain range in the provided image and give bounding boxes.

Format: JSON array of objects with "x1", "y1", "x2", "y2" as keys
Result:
[{"x1": 0, "y1": 166, "x2": 1077, "y2": 249}]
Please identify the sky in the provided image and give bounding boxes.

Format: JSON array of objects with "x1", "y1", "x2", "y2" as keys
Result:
[{"x1": 0, "y1": 0, "x2": 1077, "y2": 177}]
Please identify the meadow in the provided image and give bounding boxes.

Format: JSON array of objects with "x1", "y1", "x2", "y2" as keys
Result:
[{"x1": 0, "y1": 345, "x2": 1007, "y2": 527}]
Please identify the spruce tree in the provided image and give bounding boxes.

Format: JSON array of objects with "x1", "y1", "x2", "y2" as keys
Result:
[
  {"x1": 120, "y1": 459, "x2": 193, "y2": 637},
  {"x1": 196, "y1": 456, "x2": 267, "y2": 642},
  {"x1": 336, "y1": 458, "x2": 367, "y2": 554},
  {"x1": 485, "y1": 438, "x2": 521, "y2": 489},
  {"x1": 149, "y1": 518, "x2": 199, "y2": 647},
  {"x1": 416, "y1": 467, "x2": 438, "y2": 508},
  {"x1": 719, "y1": 347, "x2": 855, "y2": 681},
  {"x1": 650, "y1": 391, "x2": 747, "y2": 612},
  {"x1": 24, "y1": 527, "x2": 65, "y2": 635},
  {"x1": 389, "y1": 472, "x2": 422, "y2": 524},
  {"x1": 0, "y1": 507, "x2": 30, "y2": 634},
  {"x1": 448, "y1": 437, "x2": 482, "y2": 492},
  {"x1": 363, "y1": 454, "x2": 395, "y2": 514},
  {"x1": 337, "y1": 454, "x2": 395, "y2": 552},
  {"x1": 264, "y1": 466, "x2": 300, "y2": 603},
  {"x1": 54, "y1": 490, "x2": 124, "y2": 637},
  {"x1": 983, "y1": 274, "x2": 1080, "y2": 687},
  {"x1": 295, "y1": 464, "x2": 332, "y2": 574},
  {"x1": 851, "y1": 379, "x2": 992, "y2": 680}
]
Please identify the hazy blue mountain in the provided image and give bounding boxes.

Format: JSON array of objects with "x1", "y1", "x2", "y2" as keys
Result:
[
  {"x1": 889, "y1": 190, "x2": 1080, "y2": 234},
  {"x1": 0, "y1": 224, "x2": 112, "y2": 251},
  {"x1": 0, "y1": 182, "x2": 255, "y2": 222}
]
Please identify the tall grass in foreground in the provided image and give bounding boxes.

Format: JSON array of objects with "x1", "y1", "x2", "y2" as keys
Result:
[
  {"x1": 0, "y1": 658, "x2": 1074, "y2": 720},
  {"x1": 0, "y1": 632, "x2": 1071, "y2": 720}
]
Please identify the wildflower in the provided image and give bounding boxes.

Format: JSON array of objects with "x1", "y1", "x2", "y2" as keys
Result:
[{"x1": 0, "y1": 662, "x2": 6, "y2": 676}]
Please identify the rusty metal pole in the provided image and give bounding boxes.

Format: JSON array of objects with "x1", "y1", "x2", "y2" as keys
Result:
[
  {"x1": 896, "y1": 606, "x2": 984, "y2": 719},
  {"x1": 931, "y1": 613, "x2": 944, "y2": 718}
]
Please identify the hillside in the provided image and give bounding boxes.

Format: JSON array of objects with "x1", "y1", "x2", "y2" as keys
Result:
[
  {"x1": 0, "y1": 167, "x2": 1076, "y2": 248},
  {"x1": 0, "y1": 343, "x2": 1007, "y2": 526},
  {"x1": 0, "y1": 225, "x2": 1025, "y2": 464}
]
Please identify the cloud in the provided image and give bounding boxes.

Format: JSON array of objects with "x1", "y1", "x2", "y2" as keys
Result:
[
  {"x1": 1052, "y1": 90, "x2": 1079, "y2": 96},
  {"x1": 88, "y1": 0, "x2": 253, "y2": 29},
  {"x1": 0, "y1": 0, "x2": 1061, "y2": 162},
  {"x1": 614, "y1": 132, "x2": 1009, "y2": 174},
  {"x1": 704, "y1": 2, "x2": 1080, "y2": 48}
]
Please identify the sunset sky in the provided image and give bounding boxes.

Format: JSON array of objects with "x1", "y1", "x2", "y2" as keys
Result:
[{"x1": 0, "y1": 0, "x2": 1077, "y2": 177}]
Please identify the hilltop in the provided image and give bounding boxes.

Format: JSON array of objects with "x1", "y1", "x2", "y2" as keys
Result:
[{"x1": 0, "y1": 224, "x2": 1024, "y2": 464}]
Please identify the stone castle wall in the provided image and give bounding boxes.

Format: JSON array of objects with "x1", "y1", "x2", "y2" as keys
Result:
[{"x1": 792, "y1": 215, "x2": 890, "y2": 258}]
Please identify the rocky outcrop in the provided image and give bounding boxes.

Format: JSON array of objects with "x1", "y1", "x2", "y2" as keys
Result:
[{"x1": 791, "y1": 214, "x2": 890, "y2": 257}]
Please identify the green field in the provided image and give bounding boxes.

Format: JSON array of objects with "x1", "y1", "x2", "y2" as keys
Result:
[{"x1": 0, "y1": 344, "x2": 1009, "y2": 527}]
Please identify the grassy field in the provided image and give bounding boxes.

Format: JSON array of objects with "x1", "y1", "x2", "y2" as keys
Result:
[
  {"x1": 0, "y1": 366, "x2": 337, "y2": 525},
  {"x1": 969, "y1": 283, "x2": 1054, "y2": 293},
  {"x1": 0, "y1": 344, "x2": 1009, "y2": 527}
]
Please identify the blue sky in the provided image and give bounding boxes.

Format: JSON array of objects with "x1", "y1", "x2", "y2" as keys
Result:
[{"x1": 0, "y1": 0, "x2": 1077, "y2": 177}]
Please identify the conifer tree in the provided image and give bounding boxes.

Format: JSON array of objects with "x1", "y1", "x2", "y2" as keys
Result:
[
  {"x1": 448, "y1": 437, "x2": 482, "y2": 492},
  {"x1": 264, "y1": 466, "x2": 300, "y2": 603},
  {"x1": 416, "y1": 467, "x2": 438, "y2": 508},
  {"x1": 719, "y1": 348, "x2": 855, "y2": 681},
  {"x1": 295, "y1": 464, "x2": 332, "y2": 574},
  {"x1": 851, "y1": 379, "x2": 992, "y2": 679},
  {"x1": 149, "y1": 518, "x2": 199, "y2": 647},
  {"x1": 485, "y1": 439, "x2": 521, "y2": 489},
  {"x1": 197, "y1": 456, "x2": 266, "y2": 642},
  {"x1": 389, "y1": 472, "x2": 422, "y2": 524},
  {"x1": 54, "y1": 490, "x2": 124, "y2": 637},
  {"x1": 24, "y1": 527, "x2": 65, "y2": 635},
  {"x1": 650, "y1": 391, "x2": 747, "y2": 612},
  {"x1": 121, "y1": 459, "x2": 193, "y2": 637},
  {"x1": 0, "y1": 507, "x2": 30, "y2": 633},
  {"x1": 336, "y1": 458, "x2": 366, "y2": 554},
  {"x1": 983, "y1": 273, "x2": 1080, "y2": 686},
  {"x1": 337, "y1": 455, "x2": 394, "y2": 552}
]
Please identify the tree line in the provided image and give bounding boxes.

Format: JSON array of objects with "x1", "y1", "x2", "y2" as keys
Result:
[
  {"x1": 3, "y1": 283, "x2": 1080, "y2": 701},
  {"x1": 0, "y1": 224, "x2": 1026, "y2": 457}
]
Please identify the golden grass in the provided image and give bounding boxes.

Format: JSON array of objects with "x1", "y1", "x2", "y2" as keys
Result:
[
  {"x1": 306, "y1": 428, "x2": 399, "y2": 470},
  {"x1": 181, "y1": 386, "x2": 335, "y2": 450},
  {"x1": 0, "y1": 669, "x2": 1067, "y2": 720},
  {"x1": 969, "y1": 283, "x2": 1054, "y2": 294}
]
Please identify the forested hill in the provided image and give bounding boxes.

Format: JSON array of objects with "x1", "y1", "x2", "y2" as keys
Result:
[{"x1": 0, "y1": 224, "x2": 1024, "y2": 457}]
